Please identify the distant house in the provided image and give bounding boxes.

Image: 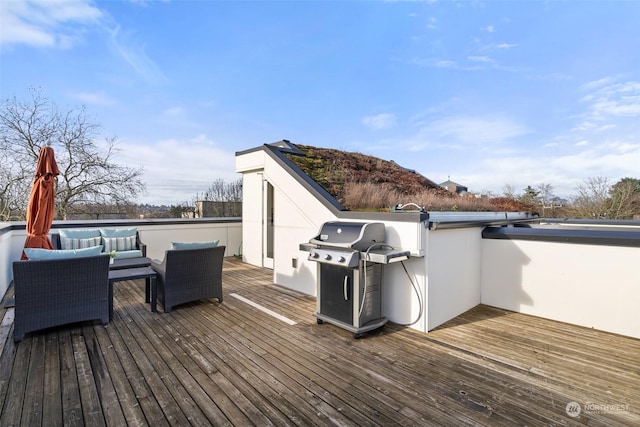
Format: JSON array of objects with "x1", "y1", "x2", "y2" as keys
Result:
[{"x1": 439, "y1": 177, "x2": 468, "y2": 195}]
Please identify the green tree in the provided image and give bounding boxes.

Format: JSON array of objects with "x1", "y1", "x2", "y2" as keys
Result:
[{"x1": 520, "y1": 185, "x2": 540, "y2": 206}]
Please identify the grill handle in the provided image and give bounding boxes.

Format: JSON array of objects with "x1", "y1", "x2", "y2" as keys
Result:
[{"x1": 343, "y1": 276, "x2": 349, "y2": 300}]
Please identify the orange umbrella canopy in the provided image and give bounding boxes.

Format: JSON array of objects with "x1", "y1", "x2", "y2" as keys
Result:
[{"x1": 21, "y1": 146, "x2": 60, "y2": 259}]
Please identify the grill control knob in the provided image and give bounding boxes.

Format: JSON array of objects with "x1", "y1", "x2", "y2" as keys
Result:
[
  {"x1": 338, "y1": 256, "x2": 346, "y2": 263},
  {"x1": 324, "y1": 254, "x2": 332, "y2": 261},
  {"x1": 311, "y1": 252, "x2": 320, "y2": 259}
]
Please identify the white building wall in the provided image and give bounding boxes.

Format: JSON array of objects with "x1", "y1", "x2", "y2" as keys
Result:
[
  {"x1": 481, "y1": 239, "x2": 640, "y2": 339},
  {"x1": 426, "y1": 228, "x2": 482, "y2": 331},
  {"x1": 383, "y1": 257, "x2": 427, "y2": 332},
  {"x1": 239, "y1": 172, "x2": 265, "y2": 266},
  {"x1": 264, "y1": 155, "x2": 335, "y2": 295}
]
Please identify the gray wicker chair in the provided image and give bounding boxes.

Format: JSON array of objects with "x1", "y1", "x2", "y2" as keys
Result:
[
  {"x1": 150, "y1": 246, "x2": 225, "y2": 313},
  {"x1": 13, "y1": 254, "x2": 111, "y2": 342}
]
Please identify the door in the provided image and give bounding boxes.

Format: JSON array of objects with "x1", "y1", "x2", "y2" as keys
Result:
[
  {"x1": 263, "y1": 181, "x2": 274, "y2": 269},
  {"x1": 319, "y1": 264, "x2": 354, "y2": 325}
]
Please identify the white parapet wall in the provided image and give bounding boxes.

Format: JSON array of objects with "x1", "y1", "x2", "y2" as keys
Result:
[{"x1": 481, "y1": 237, "x2": 640, "y2": 339}]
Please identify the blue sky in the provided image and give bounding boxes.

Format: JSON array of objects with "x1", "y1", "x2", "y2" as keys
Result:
[{"x1": 2, "y1": 0, "x2": 640, "y2": 205}]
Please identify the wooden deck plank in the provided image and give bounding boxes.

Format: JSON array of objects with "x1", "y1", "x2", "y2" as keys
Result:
[
  {"x1": 43, "y1": 331, "x2": 63, "y2": 426},
  {"x1": 71, "y1": 326, "x2": 107, "y2": 426},
  {"x1": 0, "y1": 334, "x2": 29, "y2": 426},
  {"x1": 217, "y1": 294, "x2": 460, "y2": 425},
  {"x1": 82, "y1": 323, "x2": 128, "y2": 427},
  {"x1": 22, "y1": 334, "x2": 45, "y2": 425},
  {"x1": 93, "y1": 323, "x2": 147, "y2": 426},
  {"x1": 112, "y1": 285, "x2": 202, "y2": 426},
  {"x1": 116, "y1": 282, "x2": 242, "y2": 426},
  {"x1": 161, "y1": 306, "x2": 299, "y2": 426},
  {"x1": 1, "y1": 257, "x2": 639, "y2": 426},
  {"x1": 188, "y1": 300, "x2": 399, "y2": 426},
  {"x1": 103, "y1": 312, "x2": 170, "y2": 427}
]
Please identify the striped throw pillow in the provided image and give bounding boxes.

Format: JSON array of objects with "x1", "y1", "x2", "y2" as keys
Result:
[
  {"x1": 62, "y1": 237, "x2": 102, "y2": 250},
  {"x1": 103, "y1": 236, "x2": 136, "y2": 253}
]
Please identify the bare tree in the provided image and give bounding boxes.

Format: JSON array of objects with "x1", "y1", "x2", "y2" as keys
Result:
[
  {"x1": 203, "y1": 178, "x2": 242, "y2": 202},
  {"x1": 606, "y1": 177, "x2": 640, "y2": 219},
  {"x1": 0, "y1": 89, "x2": 146, "y2": 220},
  {"x1": 0, "y1": 149, "x2": 31, "y2": 219},
  {"x1": 569, "y1": 177, "x2": 611, "y2": 219},
  {"x1": 536, "y1": 183, "x2": 555, "y2": 216},
  {"x1": 501, "y1": 183, "x2": 517, "y2": 199}
]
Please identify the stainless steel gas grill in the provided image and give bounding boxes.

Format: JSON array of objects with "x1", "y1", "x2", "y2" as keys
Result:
[{"x1": 303, "y1": 221, "x2": 410, "y2": 338}]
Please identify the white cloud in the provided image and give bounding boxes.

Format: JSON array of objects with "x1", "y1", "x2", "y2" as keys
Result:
[
  {"x1": 164, "y1": 106, "x2": 184, "y2": 116},
  {"x1": 421, "y1": 115, "x2": 529, "y2": 146},
  {"x1": 71, "y1": 91, "x2": 116, "y2": 106},
  {"x1": 469, "y1": 139, "x2": 640, "y2": 197},
  {"x1": 114, "y1": 134, "x2": 239, "y2": 204},
  {"x1": 362, "y1": 113, "x2": 397, "y2": 130},
  {"x1": 0, "y1": 0, "x2": 102, "y2": 49},
  {"x1": 581, "y1": 77, "x2": 616, "y2": 91},
  {"x1": 582, "y1": 80, "x2": 640, "y2": 118},
  {"x1": 107, "y1": 25, "x2": 168, "y2": 85},
  {"x1": 468, "y1": 55, "x2": 493, "y2": 63}
]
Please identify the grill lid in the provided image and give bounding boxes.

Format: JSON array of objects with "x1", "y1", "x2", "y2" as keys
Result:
[{"x1": 309, "y1": 221, "x2": 385, "y2": 251}]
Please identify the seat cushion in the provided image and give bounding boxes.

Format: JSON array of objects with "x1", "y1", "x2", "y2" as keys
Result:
[
  {"x1": 59, "y1": 228, "x2": 101, "y2": 240},
  {"x1": 171, "y1": 240, "x2": 219, "y2": 250},
  {"x1": 25, "y1": 245, "x2": 104, "y2": 260}
]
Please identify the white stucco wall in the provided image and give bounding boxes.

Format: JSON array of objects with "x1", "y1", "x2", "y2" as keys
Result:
[
  {"x1": 481, "y1": 238, "x2": 640, "y2": 339},
  {"x1": 427, "y1": 228, "x2": 482, "y2": 331},
  {"x1": 239, "y1": 171, "x2": 265, "y2": 266}
]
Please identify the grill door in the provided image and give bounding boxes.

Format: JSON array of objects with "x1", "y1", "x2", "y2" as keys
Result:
[{"x1": 319, "y1": 264, "x2": 353, "y2": 324}]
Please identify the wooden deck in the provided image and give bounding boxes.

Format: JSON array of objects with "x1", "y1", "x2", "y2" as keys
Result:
[{"x1": 0, "y1": 257, "x2": 638, "y2": 426}]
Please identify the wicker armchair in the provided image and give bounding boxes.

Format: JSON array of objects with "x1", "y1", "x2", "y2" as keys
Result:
[
  {"x1": 13, "y1": 255, "x2": 111, "y2": 342},
  {"x1": 150, "y1": 246, "x2": 225, "y2": 312}
]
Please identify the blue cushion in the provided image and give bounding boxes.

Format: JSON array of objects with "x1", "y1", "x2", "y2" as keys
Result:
[
  {"x1": 58, "y1": 228, "x2": 101, "y2": 240},
  {"x1": 25, "y1": 245, "x2": 104, "y2": 260},
  {"x1": 112, "y1": 249, "x2": 143, "y2": 259},
  {"x1": 171, "y1": 240, "x2": 219, "y2": 250},
  {"x1": 100, "y1": 227, "x2": 137, "y2": 238}
]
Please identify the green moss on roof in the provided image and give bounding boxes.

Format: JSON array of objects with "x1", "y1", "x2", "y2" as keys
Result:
[{"x1": 284, "y1": 144, "x2": 443, "y2": 204}]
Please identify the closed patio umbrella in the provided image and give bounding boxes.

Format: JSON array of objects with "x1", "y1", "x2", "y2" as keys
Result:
[{"x1": 21, "y1": 146, "x2": 60, "y2": 260}]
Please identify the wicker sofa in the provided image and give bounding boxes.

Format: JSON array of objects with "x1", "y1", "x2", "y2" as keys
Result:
[
  {"x1": 151, "y1": 245, "x2": 225, "y2": 312},
  {"x1": 13, "y1": 254, "x2": 111, "y2": 342},
  {"x1": 51, "y1": 229, "x2": 147, "y2": 258}
]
